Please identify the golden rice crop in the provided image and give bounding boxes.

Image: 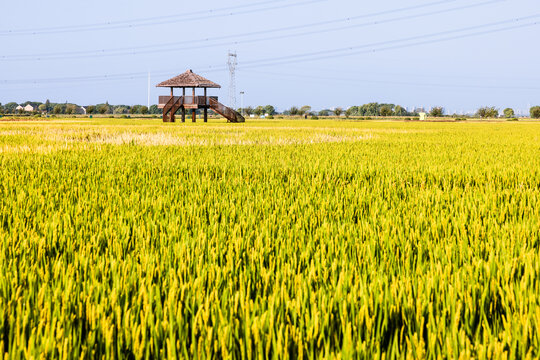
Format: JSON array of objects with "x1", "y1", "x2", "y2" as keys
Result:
[{"x1": 0, "y1": 118, "x2": 539, "y2": 358}]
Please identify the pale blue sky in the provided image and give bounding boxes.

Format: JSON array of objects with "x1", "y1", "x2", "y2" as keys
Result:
[{"x1": 1, "y1": 0, "x2": 539, "y2": 114}]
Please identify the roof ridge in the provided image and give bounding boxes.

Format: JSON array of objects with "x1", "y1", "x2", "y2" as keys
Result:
[{"x1": 156, "y1": 70, "x2": 221, "y2": 89}]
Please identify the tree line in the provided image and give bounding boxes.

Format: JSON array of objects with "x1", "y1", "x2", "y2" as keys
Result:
[
  {"x1": 239, "y1": 103, "x2": 540, "y2": 119},
  {"x1": 2, "y1": 100, "x2": 540, "y2": 119},
  {"x1": 0, "y1": 100, "x2": 162, "y2": 115}
]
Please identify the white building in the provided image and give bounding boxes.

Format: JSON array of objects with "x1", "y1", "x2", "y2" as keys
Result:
[
  {"x1": 24, "y1": 104, "x2": 34, "y2": 112},
  {"x1": 15, "y1": 105, "x2": 24, "y2": 111}
]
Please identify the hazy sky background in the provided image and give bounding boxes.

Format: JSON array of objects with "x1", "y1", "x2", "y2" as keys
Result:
[{"x1": 1, "y1": 0, "x2": 539, "y2": 114}]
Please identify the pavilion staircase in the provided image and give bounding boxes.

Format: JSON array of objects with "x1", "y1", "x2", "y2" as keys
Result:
[
  {"x1": 209, "y1": 98, "x2": 245, "y2": 123},
  {"x1": 163, "y1": 96, "x2": 182, "y2": 122}
]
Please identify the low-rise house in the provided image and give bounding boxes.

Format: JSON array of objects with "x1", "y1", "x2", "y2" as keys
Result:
[{"x1": 24, "y1": 104, "x2": 34, "y2": 112}]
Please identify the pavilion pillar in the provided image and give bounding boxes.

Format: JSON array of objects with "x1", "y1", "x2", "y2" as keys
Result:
[
  {"x1": 181, "y1": 88, "x2": 186, "y2": 122},
  {"x1": 204, "y1": 88, "x2": 208, "y2": 122},
  {"x1": 169, "y1": 87, "x2": 175, "y2": 122},
  {"x1": 192, "y1": 87, "x2": 196, "y2": 122}
]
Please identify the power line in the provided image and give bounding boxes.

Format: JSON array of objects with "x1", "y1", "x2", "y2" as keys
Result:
[
  {"x1": 234, "y1": 14, "x2": 540, "y2": 68},
  {"x1": 239, "y1": 69, "x2": 540, "y2": 91},
  {"x1": 1, "y1": 14, "x2": 537, "y2": 86},
  {"x1": 1, "y1": 0, "x2": 502, "y2": 61},
  {"x1": 0, "y1": 0, "x2": 325, "y2": 36}
]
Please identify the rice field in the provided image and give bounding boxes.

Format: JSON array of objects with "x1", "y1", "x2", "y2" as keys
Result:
[{"x1": 0, "y1": 118, "x2": 539, "y2": 358}]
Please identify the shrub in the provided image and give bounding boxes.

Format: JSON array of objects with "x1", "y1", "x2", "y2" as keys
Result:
[{"x1": 311, "y1": 115, "x2": 319, "y2": 120}]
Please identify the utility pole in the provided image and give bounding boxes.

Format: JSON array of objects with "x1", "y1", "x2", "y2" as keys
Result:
[
  {"x1": 240, "y1": 91, "x2": 245, "y2": 116},
  {"x1": 228, "y1": 51, "x2": 238, "y2": 110}
]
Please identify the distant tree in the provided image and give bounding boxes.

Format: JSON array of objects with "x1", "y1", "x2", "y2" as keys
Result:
[
  {"x1": 4, "y1": 102, "x2": 18, "y2": 114},
  {"x1": 299, "y1": 105, "x2": 311, "y2": 115},
  {"x1": 530, "y1": 106, "x2": 540, "y2": 119},
  {"x1": 243, "y1": 107, "x2": 253, "y2": 116},
  {"x1": 318, "y1": 109, "x2": 330, "y2": 116},
  {"x1": 45, "y1": 99, "x2": 51, "y2": 113},
  {"x1": 379, "y1": 105, "x2": 393, "y2": 117},
  {"x1": 430, "y1": 107, "x2": 444, "y2": 117},
  {"x1": 254, "y1": 106, "x2": 265, "y2": 117},
  {"x1": 65, "y1": 104, "x2": 78, "y2": 115},
  {"x1": 363, "y1": 103, "x2": 380, "y2": 116},
  {"x1": 38, "y1": 104, "x2": 47, "y2": 112},
  {"x1": 476, "y1": 106, "x2": 498, "y2": 118},
  {"x1": 503, "y1": 108, "x2": 515, "y2": 118},
  {"x1": 288, "y1": 107, "x2": 299, "y2": 116},
  {"x1": 0, "y1": 103, "x2": 3, "y2": 114},
  {"x1": 86, "y1": 105, "x2": 96, "y2": 114},
  {"x1": 114, "y1": 106, "x2": 128, "y2": 115},
  {"x1": 97, "y1": 104, "x2": 110, "y2": 114},
  {"x1": 149, "y1": 104, "x2": 159, "y2": 114},
  {"x1": 394, "y1": 105, "x2": 407, "y2": 117},
  {"x1": 131, "y1": 105, "x2": 141, "y2": 114},
  {"x1": 140, "y1": 106, "x2": 149, "y2": 115},
  {"x1": 264, "y1": 105, "x2": 275, "y2": 116},
  {"x1": 334, "y1": 107, "x2": 343, "y2": 116},
  {"x1": 345, "y1": 108, "x2": 354, "y2": 118},
  {"x1": 53, "y1": 105, "x2": 63, "y2": 115}
]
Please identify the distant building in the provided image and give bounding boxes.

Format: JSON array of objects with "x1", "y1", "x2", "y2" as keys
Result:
[
  {"x1": 24, "y1": 104, "x2": 34, "y2": 112},
  {"x1": 419, "y1": 112, "x2": 427, "y2": 121},
  {"x1": 15, "y1": 105, "x2": 24, "y2": 111},
  {"x1": 79, "y1": 107, "x2": 87, "y2": 115}
]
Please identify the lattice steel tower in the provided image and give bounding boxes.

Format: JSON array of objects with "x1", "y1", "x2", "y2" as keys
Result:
[{"x1": 227, "y1": 51, "x2": 238, "y2": 110}]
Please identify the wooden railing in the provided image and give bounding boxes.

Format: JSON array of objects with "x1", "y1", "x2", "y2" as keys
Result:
[{"x1": 158, "y1": 96, "x2": 218, "y2": 108}]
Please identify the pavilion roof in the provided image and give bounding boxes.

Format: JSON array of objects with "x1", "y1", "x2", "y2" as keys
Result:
[{"x1": 156, "y1": 70, "x2": 221, "y2": 88}]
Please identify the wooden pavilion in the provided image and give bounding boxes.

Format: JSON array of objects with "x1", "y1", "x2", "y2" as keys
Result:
[{"x1": 157, "y1": 70, "x2": 244, "y2": 123}]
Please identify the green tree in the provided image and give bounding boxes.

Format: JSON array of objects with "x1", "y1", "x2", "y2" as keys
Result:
[
  {"x1": 318, "y1": 109, "x2": 329, "y2": 116},
  {"x1": 149, "y1": 105, "x2": 160, "y2": 114},
  {"x1": 476, "y1": 106, "x2": 498, "y2": 118},
  {"x1": 254, "y1": 106, "x2": 265, "y2": 117},
  {"x1": 288, "y1": 107, "x2": 299, "y2": 116},
  {"x1": 45, "y1": 99, "x2": 50, "y2": 113},
  {"x1": 345, "y1": 108, "x2": 354, "y2": 118},
  {"x1": 394, "y1": 105, "x2": 407, "y2": 117},
  {"x1": 379, "y1": 105, "x2": 393, "y2": 117},
  {"x1": 530, "y1": 106, "x2": 540, "y2": 119},
  {"x1": 140, "y1": 106, "x2": 149, "y2": 115},
  {"x1": 86, "y1": 106, "x2": 96, "y2": 114},
  {"x1": 65, "y1": 104, "x2": 77, "y2": 115},
  {"x1": 503, "y1": 108, "x2": 515, "y2": 118},
  {"x1": 38, "y1": 104, "x2": 47, "y2": 112},
  {"x1": 53, "y1": 105, "x2": 63, "y2": 115},
  {"x1": 299, "y1": 106, "x2": 311, "y2": 116},
  {"x1": 430, "y1": 107, "x2": 444, "y2": 117},
  {"x1": 97, "y1": 104, "x2": 110, "y2": 115},
  {"x1": 334, "y1": 107, "x2": 343, "y2": 116},
  {"x1": 4, "y1": 102, "x2": 18, "y2": 114},
  {"x1": 114, "y1": 106, "x2": 128, "y2": 115},
  {"x1": 0, "y1": 103, "x2": 3, "y2": 115},
  {"x1": 264, "y1": 105, "x2": 275, "y2": 116}
]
